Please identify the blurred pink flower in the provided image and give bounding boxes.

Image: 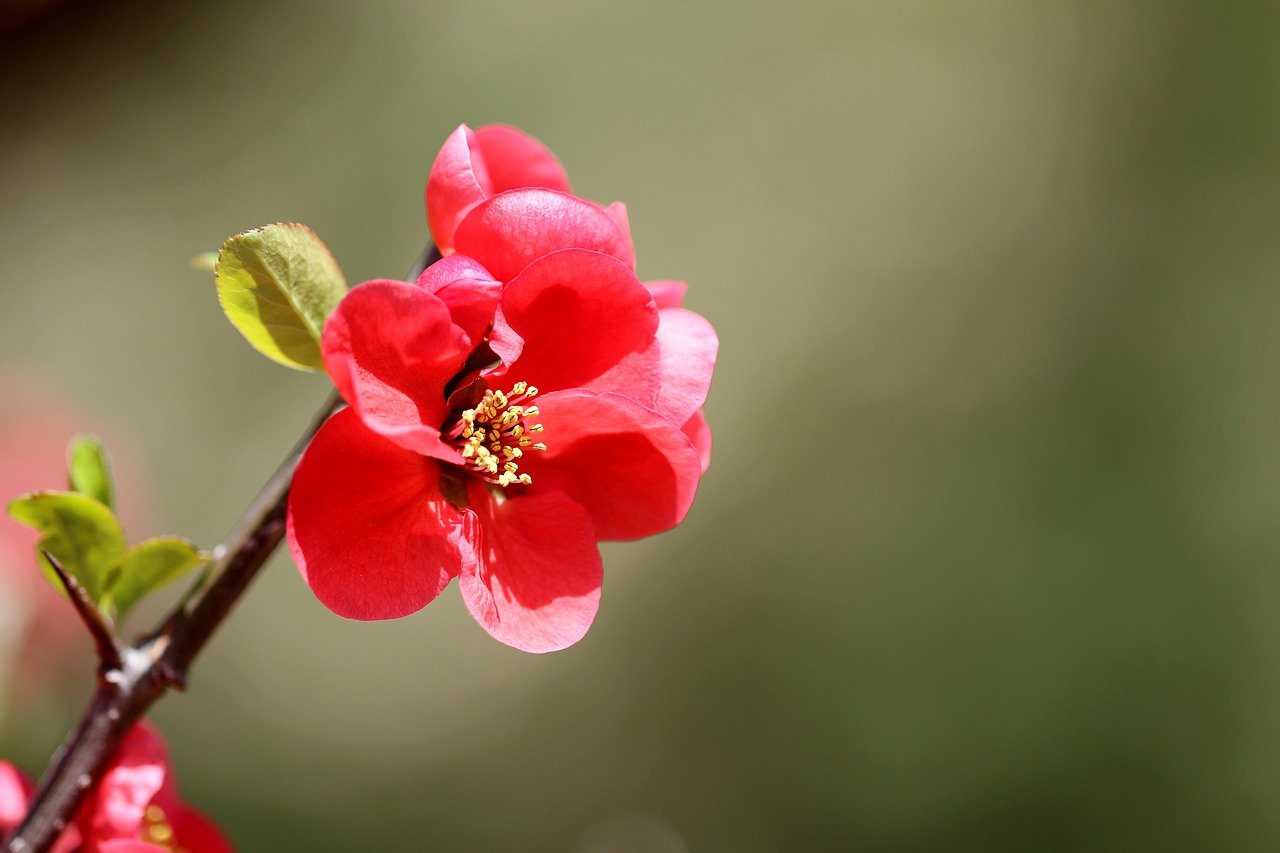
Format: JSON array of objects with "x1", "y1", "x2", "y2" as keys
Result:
[
  {"x1": 0, "y1": 376, "x2": 86, "y2": 690},
  {"x1": 0, "y1": 372, "x2": 148, "y2": 698}
]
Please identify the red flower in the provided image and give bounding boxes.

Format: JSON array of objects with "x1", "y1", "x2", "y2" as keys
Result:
[
  {"x1": 0, "y1": 722, "x2": 232, "y2": 852},
  {"x1": 288, "y1": 238, "x2": 716, "y2": 651},
  {"x1": 289, "y1": 124, "x2": 717, "y2": 652}
]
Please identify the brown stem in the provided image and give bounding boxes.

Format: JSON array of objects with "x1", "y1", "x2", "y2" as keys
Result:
[
  {"x1": 40, "y1": 550, "x2": 122, "y2": 674},
  {"x1": 4, "y1": 245, "x2": 435, "y2": 853}
]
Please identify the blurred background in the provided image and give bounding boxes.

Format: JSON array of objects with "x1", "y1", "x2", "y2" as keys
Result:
[{"x1": 2, "y1": 0, "x2": 1280, "y2": 849}]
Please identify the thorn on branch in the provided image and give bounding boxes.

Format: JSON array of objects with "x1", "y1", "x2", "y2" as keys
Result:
[
  {"x1": 41, "y1": 549, "x2": 123, "y2": 674},
  {"x1": 153, "y1": 660, "x2": 188, "y2": 692}
]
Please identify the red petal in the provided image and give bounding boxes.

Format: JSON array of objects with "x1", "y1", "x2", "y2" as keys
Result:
[
  {"x1": 322, "y1": 280, "x2": 468, "y2": 460},
  {"x1": 644, "y1": 279, "x2": 687, "y2": 309},
  {"x1": 172, "y1": 805, "x2": 234, "y2": 853},
  {"x1": 458, "y1": 485, "x2": 602, "y2": 653},
  {"x1": 682, "y1": 410, "x2": 712, "y2": 473},
  {"x1": 415, "y1": 254, "x2": 496, "y2": 293},
  {"x1": 601, "y1": 201, "x2": 636, "y2": 267},
  {"x1": 524, "y1": 390, "x2": 702, "y2": 540},
  {"x1": 452, "y1": 189, "x2": 635, "y2": 282},
  {"x1": 653, "y1": 307, "x2": 718, "y2": 426},
  {"x1": 287, "y1": 409, "x2": 463, "y2": 620},
  {"x1": 51, "y1": 830, "x2": 82, "y2": 853},
  {"x1": 0, "y1": 761, "x2": 32, "y2": 835},
  {"x1": 426, "y1": 125, "x2": 493, "y2": 256},
  {"x1": 97, "y1": 843, "x2": 172, "y2": 852},
  {"x1": 415, "y1": 255, "x2": 501, "y2": 350},
  {"x1": 490, "y1": 249, "x2": 658, "y2": 397},
  {"x1": 474, "y1": 124, "x2": 572, "y2": 194},
  {"x1": 81, "y1": 722, "x2": 169, "y2": 842}
]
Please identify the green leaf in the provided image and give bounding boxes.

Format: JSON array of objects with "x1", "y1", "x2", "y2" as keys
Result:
[
  {"x1": 67, "y1": 434, "x2": 116, "y2": 511},
  {"x1": 190, "y1": 251, "x2": 219, "y2": 272},
  {"x1": 108, "y1": 537, "x2": 208, "y2": 619},
  {"x1": 6, "y1": 491, "x2": 127, "y2": 603},
  {"x1": 214, "y1": 223, "x2": 347, "y2": 370}
]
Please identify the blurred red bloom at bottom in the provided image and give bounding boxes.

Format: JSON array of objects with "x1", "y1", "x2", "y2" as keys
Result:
[{"x1": 0, "y1": 722, "x2": 231, "y2": 852}]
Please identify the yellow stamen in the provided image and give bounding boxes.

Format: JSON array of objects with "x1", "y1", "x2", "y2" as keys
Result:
[
  {"x1": 448, "y1": 381, "x2": 549, "y2": 489},
  {"x1": 140, "y1": 803, "x2": 185, "y2": 852}
]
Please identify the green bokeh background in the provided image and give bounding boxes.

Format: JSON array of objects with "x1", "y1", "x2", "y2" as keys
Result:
[{"x1": 4, "y1": 1, "x2": 1280, "y2": 849}]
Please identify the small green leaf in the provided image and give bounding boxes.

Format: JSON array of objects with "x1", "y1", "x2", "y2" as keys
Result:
[
  {"x1": 108, "y1": 537, "x2": 208, "y2": 619},
  {"x1": 67, "y1": 434, "x2": 116, "y2": 511},
  {"x1": 6, "y1": 491, "x2": 127, "y2": 604},
  {"x1": 215, "y1": 223, "x2": 347, "y2": 370},
  {"x1": 190, "y1": 251, "x2": 219, "y2": 272}
]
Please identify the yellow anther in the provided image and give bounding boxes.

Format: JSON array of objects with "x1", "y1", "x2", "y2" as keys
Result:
[
  {"x1": 141, "y1": 804, "x2": 180, "y2": 850},
  {"x1": 148, "y1": 825, "x2": 174, "y2": 844},
  {"x1": 449, "y1": 379, "x2": 548, "y2": 490}
]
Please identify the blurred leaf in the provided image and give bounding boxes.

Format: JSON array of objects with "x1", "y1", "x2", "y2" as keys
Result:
[
  {"x1": 67, "y1": 434, "x2": 116, "y2": 511},
  {"x1": 215, "y1": 223, "x2": 347, "y2": 371},
  {"x1": 190, "y1": 251, "x2": 218, "y2": 272},
  {"x1": 6, "y1": 490, "x2": 127, "y2": 604},
  {"x1": 108, "y1": 536, "x2": 208, "y2": 619}
]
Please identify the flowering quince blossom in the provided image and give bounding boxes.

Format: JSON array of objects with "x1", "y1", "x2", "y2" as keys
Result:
[
  {"x1": 0, "y1": 722, "x2": 231, "y2": 852},
  {"x1": 286, "y1": 124, "x2": 717, "y2": 652},
  {"x1": 0, "y1": 398, "x2": 81, "y2": 690},
  {"x1": 0, "y1": 376, "x2": 150, "y2": 698}
]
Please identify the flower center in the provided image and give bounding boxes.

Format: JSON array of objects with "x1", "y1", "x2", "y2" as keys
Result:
[
  {"x1": 448, "y1": 381, "x2": 547, "y2": 488},
  {"x1": 140, "y1": 804, "x2": 185, "y2": 852}
]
